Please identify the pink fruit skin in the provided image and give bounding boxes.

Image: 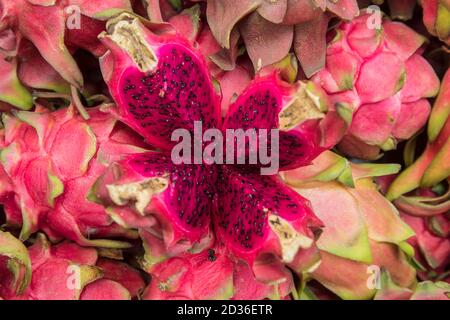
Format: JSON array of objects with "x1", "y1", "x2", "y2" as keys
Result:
[
  {"x1": 80, "y1": 279, "x2": 130, "y2": 300},
  {"x1": 203, "y1": 0, "x2": 359, "y2": 77},
  {"x1": 96, "y1": 258, "x2": 146, "y2": 298},
  {"x1": 17, "y1": 40, "x2": 69, "y2": 93},
  {"x1": 94, "y1": 13, "x2": 324, "y2": 274},
  {"x1": 313, "y1": 12, "x2": 440, "y2": 159},
  {"x1": 1, "y1": 236, "x2": 144, "y2": 300},
  {"x1": 142, "y1": 246, "x2": 293, "y2": 300},
  {"x1": 217, "y1": 65, "x2": 252, "y2": 117},
  {"x1": 0, "y1": 0, "x2": 132, "y2": 87},
  {"x1": 401, "y1": 212, "x2": 450, "y2": 280},
  {"x1": 387, "y1": 71, "x2": 450, "y2": 201},
  {"x1": 421, "y1": 0, "x2": 450, "y2": 45},
  {"x1": 0, "y1": 105, "x2": 144, "y2": 247},
  {"x1": 286, "y1": 177, "x2": 417, "y2": 300}
]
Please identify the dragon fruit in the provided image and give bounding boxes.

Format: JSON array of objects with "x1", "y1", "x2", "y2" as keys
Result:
[
  {"x1": 384, "y1": 71, "x2": 450, "y2": 282},
  {"x1": 0, "y1": 230, "x2": 31, "y2": 297},
  {"x1": 313, "y1": 11, "x2": 440, "y2": 159},
  {"x1": 0, "y1": 0, "x2": 132, "y2": 88},
  {"x1": 141, "y1": 245, "x2": 294, "y2": 300},
  {"x1": 0, "y1": 101, "x2": 146, "y2": 246},
  {"x1": 0, "y1": 232, "x2": 145, "y2": 300},
  {"x1": 400, "y1": 208, "x2": 449, "y2": 282},
  {"x1": 0, "y1": 29, "x2": 33, "y2": 109},
  {"x1": 198, "y1": 0, "x2": 359, "y2": 77},
  {"x1": 420, "y1": 0, "x2": 450, "y2": 46},
  {"x1": 89, "y1": 12, "x2": 326, "y2": 278},
  {"x1": 283, "y1": 151, "x2": 417, "y2": 300},
  {"x1": 0, "y1": 52, "x2": 33, "y2": 110},
  {"x1": 17, "y1": 40, "x2": 70, "y2": 94},
  {"x1": 375, "y1": 271, "x2": 450, "y2": 300},
  {"x1": 387, "y1": 70, "x2": 450, "y2": 199},
  {"x1": 0, "y1": 28, "x2": 70, "y2": 110}
]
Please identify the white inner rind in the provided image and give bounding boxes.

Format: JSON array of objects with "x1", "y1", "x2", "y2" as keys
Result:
[
  {"x1": 107, "y1": 177, "x2": 168, "y2": 215},
  {"x1": 268, "y1": 214, "x2": 313, "y2": 263}
]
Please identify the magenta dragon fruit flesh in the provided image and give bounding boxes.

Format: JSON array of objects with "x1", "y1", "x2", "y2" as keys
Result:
[{"x1": 90, "y1": 12, "x2": 325, "y2": 275}]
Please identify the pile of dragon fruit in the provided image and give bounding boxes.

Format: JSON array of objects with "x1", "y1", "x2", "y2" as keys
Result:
[{"x1": 0, "y1": 0, "x2": 449, "y2": 300}]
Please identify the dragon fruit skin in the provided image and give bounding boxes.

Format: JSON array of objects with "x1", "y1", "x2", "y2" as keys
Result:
[
  {"x1": 0, "y1": 230, "x2": 31, "y2": 297},
  {"x1": 313, "y1": 12, "x2": 440, "y2": 160},
  {"x1": 141, "y1": 246, "x2": 234, "y2": 300},
  {"x1": 91, "y1": 12, "x2": 325, "y2": 275},
  {"x1": 17, "y1": 40, "x2": 70, "y2": 94},
  {"x1": 388, "y1": 70, "x2": 450, "y2": 200},
  {"x1": 379, "y1": 72, "x2": 450, "y2": 283},
  {"x1": 0, "y1": 29, "x2": 33, "y2": 110},
  {"x1": 421, "y1": 0, "x2": 450, "y2": 46},
  {"x1": 0, "y1": 232, "x2": 145, "y2": 300},
  {"x1": 400, "y1": 210, "x2": 449, "y2": 281},
  {"x1": 141, "y1": 245, "x2": 294, "y2": 300},
  {"x1": 0, "y1": 104, "x2": 146, "y2": 247},
  {"x1": 0, "y1": 52, "x2": 33, "y2": 110},
  {"x1": 375, "y1": 273, "x2": 450, "y2": 300},
  {"x1": 200, "y1": 0, "x2": 359, "y2": 77},
  {"x1": 283, "y1": 151, "x2": 417, "y2": 300},
  {"x1": 0, "y1": 29, "x2": 71, "y2": 110},
  {"x1": 0, "y1": 0, "x2": 133, "y2": 88}
]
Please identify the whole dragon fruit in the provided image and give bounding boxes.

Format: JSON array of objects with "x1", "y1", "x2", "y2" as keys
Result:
[
  {"x1": 283, "y1": 151, "x2": 417, "y2": 300},
  {"x1": 388, "y1": 70, "x2": 450, "y2": 200},
  {"x1": 313, "y1": 11, "x2": 440, "y2": 159},
  {"x1": 0, "y1": 102, "x2": 146, "y2": 246},
  {"x1": 386, "y1": 70, "x2": 450, "y2": 282},
  {"x1": 89, "y1": 12, "x2": 326, "y2": 280},
  {"x1": 0, "y1": 231, "x2": 145, "y2": 300}
]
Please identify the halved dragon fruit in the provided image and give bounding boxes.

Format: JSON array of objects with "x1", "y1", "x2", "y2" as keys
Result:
[{"x1": 91, "y1": 12, "x2": 325, "y2": 274}]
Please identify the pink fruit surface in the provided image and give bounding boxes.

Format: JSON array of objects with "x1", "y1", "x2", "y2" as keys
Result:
[
  {"x1": 313, "y1": 11, "x2": 440, "y2": 159},
  {"x1": 0, "y1": 104, "x2": 145, "y2": 246}
]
